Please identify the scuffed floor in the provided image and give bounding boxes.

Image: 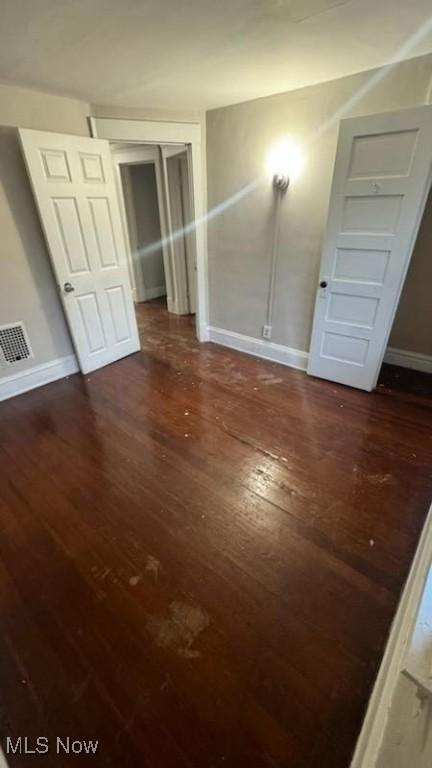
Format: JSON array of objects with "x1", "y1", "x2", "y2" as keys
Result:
[{"x1": 0, "y1": 298, "x2": 430, "y2": 767}]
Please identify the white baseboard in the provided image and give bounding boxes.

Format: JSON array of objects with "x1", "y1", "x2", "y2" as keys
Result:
[
  {"x1": 144, "y1": 285, "x2": 167, "y2": 301},
  {"x1": 198, "y1": 322, "x2": 210, "y2": 342},
  {"x1": 207, "y1": 331, "x2": 432, "y2": 379},
  {"x1": 208, "y1": 326, "x2": 309, "y2": 371},
  {"x1": 0, "y1": 354, "x2": 79, "y2": 402},
  {"x1": 351, "y1": 502, "x2": 432, "y2": 768},
  {"x1": 384, "y1": 347, "x2": 432, "y2": 374}
]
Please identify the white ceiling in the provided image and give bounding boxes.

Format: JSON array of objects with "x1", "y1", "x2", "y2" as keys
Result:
[{"x1": 1, "y1": 0, "x2": 432, "y2": 111}]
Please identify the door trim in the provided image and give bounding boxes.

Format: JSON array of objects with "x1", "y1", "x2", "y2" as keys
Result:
[
  {"x1": 111, "y1": 145, "x2": 171, "y2": 307},
  {"x1": 161, "y1": 146, "x2": 190, "y2": 315},
  {"x1": 351, "y1": 502, "x2": 432, "y2": 768},
  {"x1": 89, "y1": 117, "x2": 208, "y2": 341}
]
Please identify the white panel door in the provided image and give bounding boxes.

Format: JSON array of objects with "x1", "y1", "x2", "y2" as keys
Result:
[
  {"x1": 19, "y1": 129, "x2": 140, "y2": 374},
  {"x1": 308, "y1": 106, "x2": 432, "y2": 391}
]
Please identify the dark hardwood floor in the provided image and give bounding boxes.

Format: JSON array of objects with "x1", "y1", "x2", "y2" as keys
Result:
[{"x1": 0, "y1": 299, "x2": 431, "y2": 767}]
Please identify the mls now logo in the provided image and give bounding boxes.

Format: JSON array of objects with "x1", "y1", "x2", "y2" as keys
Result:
[{"x1": 5, "y1": 736, "x2": 99, "y2": 756}]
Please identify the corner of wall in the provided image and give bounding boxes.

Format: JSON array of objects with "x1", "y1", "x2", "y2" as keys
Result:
[{"x1": 0, "y1": 84, "x2": 90, "y2": 398}]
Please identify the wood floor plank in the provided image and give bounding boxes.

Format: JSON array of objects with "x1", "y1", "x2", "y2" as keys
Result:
[{"x1": 0, "y1": 299, "x2": 431, "y2": 767}]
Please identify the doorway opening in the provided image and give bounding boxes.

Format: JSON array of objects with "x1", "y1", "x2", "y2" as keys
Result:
[
  {"x1": 111, "y1": 142, "x2": 196, "y2": 331},
  {"x1": 378, "y1": 185, "x2": 432, "y2": 397}
]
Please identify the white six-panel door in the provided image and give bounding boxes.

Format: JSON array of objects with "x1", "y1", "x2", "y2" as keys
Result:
[
  {"x1": 308, "y1": 106, "x2": 432, "y2": 391},
  {"x1": 19, "y1": 129, "x2": 140, "y2": 374}
]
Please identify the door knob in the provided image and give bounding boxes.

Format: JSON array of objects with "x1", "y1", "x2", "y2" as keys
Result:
[
  {"x1": 64, "y1": 282, "x2": 75, "y2": 293},
  {"x1": 319, "y1": 280, "x2": 328, "y2": 288}
]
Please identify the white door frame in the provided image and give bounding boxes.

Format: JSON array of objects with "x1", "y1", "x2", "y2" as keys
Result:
[
  {"x1": 111, "y1": 145, "x2": 171, "y2": 306},
  {"x1": 179, "y1": 150, "x2": 197, "y2": 314},
  {"x1": 162, "y1": 146, "x2": 190, "y2": 315},
  {"x1": 89, "y1": 117, "x2": 208, "y2": 341}
]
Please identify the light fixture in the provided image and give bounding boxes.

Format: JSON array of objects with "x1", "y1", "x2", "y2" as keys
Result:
[
  {"x1": 273, "y1": 173, "x2": 290, "y2": 192},
  {"x1": 262, "y1": 136, "x2": 305, "y2": 343},
  {"x1": 265, "y1": 137, "x2": 304, "y2": 192}
]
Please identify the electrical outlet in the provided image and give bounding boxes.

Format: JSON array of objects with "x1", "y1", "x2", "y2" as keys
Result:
[{"x1": 262, "y1": 325, "x2": 272, "y2": 340}]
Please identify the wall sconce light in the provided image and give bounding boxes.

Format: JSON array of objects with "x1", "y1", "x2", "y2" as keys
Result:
[
  {"x1": 273, "y1": 173, "x2": 289, "y2": 191},
  {"x1": 266, "y1": 137, "x2": 304, "y2": 192},
  {"x1": 262, "y1": 136, "x2": 304, "y2": 342}
]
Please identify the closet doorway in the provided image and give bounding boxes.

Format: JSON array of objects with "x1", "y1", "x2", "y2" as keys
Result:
[{"x1": 111, "y1": 142, "x2": 196, "y2": 318}]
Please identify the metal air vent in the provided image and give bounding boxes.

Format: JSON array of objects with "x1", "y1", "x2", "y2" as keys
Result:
[{"x1": 0, "y1": 323, "x2": 33, "y2": 365}]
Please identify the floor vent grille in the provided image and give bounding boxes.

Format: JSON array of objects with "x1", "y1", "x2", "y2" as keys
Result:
[{"x1": 0, "y1": 323, "x2": 33, "y2": 365}]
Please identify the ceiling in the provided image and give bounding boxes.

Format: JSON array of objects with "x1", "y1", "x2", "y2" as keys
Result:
[{"x1": 1, "y1": 0, "x2": 432, "y2": 111}]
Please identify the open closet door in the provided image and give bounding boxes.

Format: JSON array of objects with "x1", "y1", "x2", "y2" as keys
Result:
[
  {"x1": 307, "y1": 106, "x2": 432, "y2": 391},
  {"x1": 19, "y1": 128, "x2": 140, "y2": 374}
]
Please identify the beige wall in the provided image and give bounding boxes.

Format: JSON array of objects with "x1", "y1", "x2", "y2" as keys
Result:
[
  {"x1": 128, "y1": 162, "x2": 165, "y2": 292},
  {"x1": 389, "y1": 188, "x2": 432, "y2": 355},
  {"x1": 206, "y1": 54, "x2": 432, "y2": 354},
  {"x1": 0, "y1": 83, "x2": 90, "y2": 379},
  {"x1": 91, "y1": 103, "x2": 204, "y2": 125}
]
